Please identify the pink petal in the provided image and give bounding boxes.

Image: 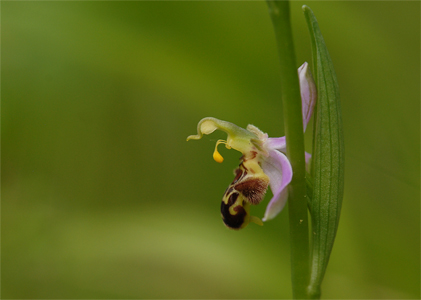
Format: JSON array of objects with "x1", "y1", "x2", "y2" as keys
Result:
[
  {"x1": 263, "y1": 187, "x2": 289, "y2": 222},
  {"x1": 266, "y1": 137, "x2": 286, "y2": 151},
  {"x1": 298, "y1": 62, "x2": 317, "y2": 132},
  {"x1": 261, "y1": 149, "x2": 293, "y2": 221}
]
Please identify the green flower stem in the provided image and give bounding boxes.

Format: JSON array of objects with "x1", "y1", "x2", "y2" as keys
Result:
[{"x1": 266, "y1": 1, "x2": 310, "y2": 298}]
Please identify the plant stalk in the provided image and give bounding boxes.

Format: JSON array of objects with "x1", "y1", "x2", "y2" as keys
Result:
[{"x1": 266, "y1": 1, "x2": 310, "y2": 298}]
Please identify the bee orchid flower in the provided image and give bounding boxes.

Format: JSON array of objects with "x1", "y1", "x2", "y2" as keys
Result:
[{"x1": 187, "y1": 62, "x2": 316, "y2": 229}]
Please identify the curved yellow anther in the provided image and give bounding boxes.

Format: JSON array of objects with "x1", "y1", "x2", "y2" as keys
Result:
[{"x1": 213, "y1": 140, "x2": 228, "y2": 163}]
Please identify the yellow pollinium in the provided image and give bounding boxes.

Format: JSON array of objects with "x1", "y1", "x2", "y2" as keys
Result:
[
  {"x1": 213, "y1": 150, "x2": 224, "y2": 163},
  {"x1": 213, "y1": 140, "x2": 230, "y2": 163}
]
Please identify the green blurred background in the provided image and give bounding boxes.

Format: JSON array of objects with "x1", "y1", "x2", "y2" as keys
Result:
[{"x1": 2, "y1": 1, "x2": 420, "y2": 298}]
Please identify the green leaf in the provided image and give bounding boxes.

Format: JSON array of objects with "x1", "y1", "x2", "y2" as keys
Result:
[{"x1": 303, "y1": 5, "x2": 345, "y2": 299}]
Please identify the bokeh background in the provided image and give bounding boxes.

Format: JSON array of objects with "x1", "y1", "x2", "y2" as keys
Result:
[{"x1": 2, "y1": 1, "x2": 420, "y2": 299}]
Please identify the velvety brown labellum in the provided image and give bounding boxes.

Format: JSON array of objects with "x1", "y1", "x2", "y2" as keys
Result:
[
  {"x1": 220, "y1": 158, "x2": 269, "y2": 229},
  {"x1": 235, "y1": 178, "x2": 269, "y2": 205},
  {"x1": 233, "y1": 160, "x2": 268, "y2": 205}
]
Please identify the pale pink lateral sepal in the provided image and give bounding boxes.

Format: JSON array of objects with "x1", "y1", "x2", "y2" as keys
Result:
[
  {"x1": 261, "y1": 149, "x2": 293, "y2": 221},
  {"x1": 298, "y1": 62, "x2": 317, "y2": 132}
]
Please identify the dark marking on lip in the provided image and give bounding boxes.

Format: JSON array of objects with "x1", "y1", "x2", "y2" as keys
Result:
[
  {"x1": 232, "y1": 168, "x2": 243, "y2": 184},
  {"x1": 224, "y1": 186, "x2": 234, "y2": 197},
  {"x1": 220, "y1": 192, "x2": 246, "y2": 230}
]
